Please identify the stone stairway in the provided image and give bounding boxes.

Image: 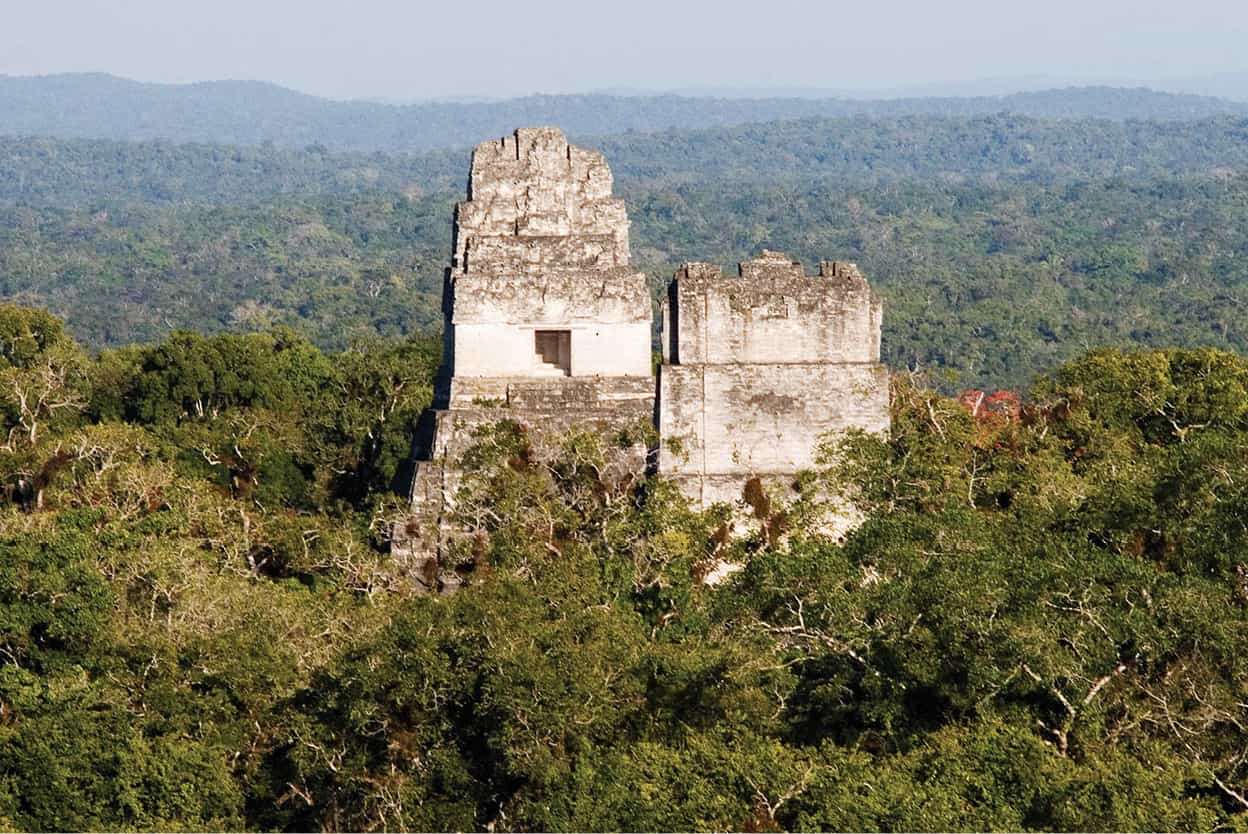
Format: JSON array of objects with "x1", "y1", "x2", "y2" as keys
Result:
[{"x1": 532, "y1": 358, "x2": 569, "y2": 377}]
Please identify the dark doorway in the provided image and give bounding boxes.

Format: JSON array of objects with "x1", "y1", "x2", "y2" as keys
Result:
[{"x1": 534, "y1": 330, "x2": 571, "y2": 376}]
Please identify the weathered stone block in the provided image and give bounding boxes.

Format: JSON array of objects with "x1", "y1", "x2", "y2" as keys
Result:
[
  {"x1": 661, "y1": 252, "x2": 883, "y2": 366},
  {"x1": 656, "y1": 250, "x2": 889, "y2": 511}
]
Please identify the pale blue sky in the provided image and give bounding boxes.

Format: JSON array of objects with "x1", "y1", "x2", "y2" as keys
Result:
[{"x1": 3, "y1": 0, "x2": 1246, "y2": 100}]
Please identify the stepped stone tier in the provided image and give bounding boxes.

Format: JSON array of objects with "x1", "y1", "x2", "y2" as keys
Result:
[
  {"x1": 393, "y1": 127, "x2": 655, "y2": 592},
  {"x1": 395, "y1": 127, "x2": 889, "y2": 591},
  {"x1": 446, "y1": 127, "x2": 651, "y2": 379}
]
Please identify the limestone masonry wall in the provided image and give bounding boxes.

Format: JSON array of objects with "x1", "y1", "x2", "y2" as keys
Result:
[
  {"x1": 657, "y1": 250, "x2": 890, "y2": 507},
  {"x1": 659, "y1": 365, "x2": 889, "y2": 470},
  {"x1": 395, "y1": 129, "x2": 891, "y2": 590},
  {"x1": 448, "y1": 127, "x2": 650, "y2": 379},
  {"x1": 661, "y1": 252, "x2": 882, "y2": 365}
]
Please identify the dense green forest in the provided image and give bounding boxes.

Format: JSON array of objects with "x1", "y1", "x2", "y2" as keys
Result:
[
  {"x1": 4, "y1": 74, "x2": 1247, "y2": 152},
  {"x1": 8, "y1": 114, "x2": 1248, "y2": 206},
  {"x1": 3, "y1": 304, "x2": 1248, "y2": 830},
  {"x1": 5, "y1": 118, "x2": 1248, "y2": 387},
  {"x1": 6, "y1": 98, "x2": 1248, "y2": 829}
]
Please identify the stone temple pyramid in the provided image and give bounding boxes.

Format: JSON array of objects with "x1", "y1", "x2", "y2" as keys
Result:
[{"x1": 394, "y1": 127, "x2": 888, "y2": 592}]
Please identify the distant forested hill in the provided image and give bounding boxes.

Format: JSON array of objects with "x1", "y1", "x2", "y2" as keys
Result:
[
  {"x1": 3, "y1": 72, "x2": 1247, "y2": 152},
  {"x1": 6, "y1": 114, "x2": 1248, "y2": 208},
  {"x1": 5, "y1": 115, "x2": 1248, "y2": 389}
]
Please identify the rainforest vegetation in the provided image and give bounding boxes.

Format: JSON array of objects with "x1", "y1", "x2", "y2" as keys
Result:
[
  {"x1": 2, "y1": 302, "x2": 1248, "y2": 830},
  {"x1": 7, "y1": 116, "x2": 1248, "y2": 388},
  {"x1": 7, "y1": 86, "x2": 1248, "y2": 830}
]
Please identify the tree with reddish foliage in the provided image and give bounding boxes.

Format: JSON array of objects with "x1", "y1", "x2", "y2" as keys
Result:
[{"x1": 959, "y1": 389, "x2": 1021, "y2": 421}]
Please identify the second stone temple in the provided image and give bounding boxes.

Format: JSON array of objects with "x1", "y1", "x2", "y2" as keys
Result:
[{"x1": 396, "y1": 127, "x2": 889, "y2": 585}]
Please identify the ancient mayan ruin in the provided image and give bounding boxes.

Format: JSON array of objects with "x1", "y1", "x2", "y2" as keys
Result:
[
  {"x1": 658, "y1": 254, "x2": 889, "y2": 506},
  {"x1": 394, "y1": 127, "x2": 889, "y2": 591}
]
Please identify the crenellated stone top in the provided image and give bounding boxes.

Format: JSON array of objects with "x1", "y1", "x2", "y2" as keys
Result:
[
  {"x1": 739, "y1": 249, "x2": 806, "y2": 281},
  {"x1": 663, "y1": 250, "x2": 882, "y2": 366},
  {"x1": 818, "y1": 260, "x2": 870, "y2": 294},
  {"x1": 453, "y1": 127, "x2": 631, "y2": 275},
  {"x1": 673, "y1": 251, "x2": 874, "y2": 303}
]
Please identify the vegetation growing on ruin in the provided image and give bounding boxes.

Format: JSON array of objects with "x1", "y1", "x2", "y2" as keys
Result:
[
  {"x1": 3, "y1": 303, "x2": 1248, "y2": 830},
  {"x1": 7, "y1": 90, "x2": 1248, "y2": 830}
]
